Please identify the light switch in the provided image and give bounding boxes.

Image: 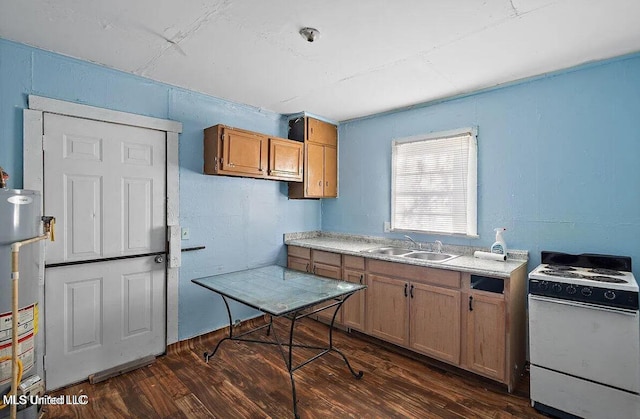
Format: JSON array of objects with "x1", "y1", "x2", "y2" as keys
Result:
[{"x1": 181, "y1": 227, "x2": 190, "y2": 240}]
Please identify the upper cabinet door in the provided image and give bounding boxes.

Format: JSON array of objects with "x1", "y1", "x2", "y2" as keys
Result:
[
  {"x1": 307, "y1": 118, "x2": 337, "y2": 146},
  {"x1": 268, "y1": 137, "x2": 303, "y2": 182},
  {"x1": 324, "y1": 146, "x2": 337, "y2": 197},
  {"x1": 306, "y1": 142, "x2": 325, "y2": 197},
  {"x1": 222, "y1": 127, "x2": 267, "y2": 176}
]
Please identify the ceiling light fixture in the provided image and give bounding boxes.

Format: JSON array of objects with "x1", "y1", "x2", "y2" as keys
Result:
[{"x1": 299, "y1": 27, "x2": 320, "y2": 43}]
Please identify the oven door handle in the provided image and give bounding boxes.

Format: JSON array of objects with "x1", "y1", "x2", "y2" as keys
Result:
[{"x1": 529, "y1": 294, "x2": 639, "y2": 316}]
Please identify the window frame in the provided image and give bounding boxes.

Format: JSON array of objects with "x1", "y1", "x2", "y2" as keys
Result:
[{"x1": 390, "y1": 126, "x2": 478, "y2": 237}]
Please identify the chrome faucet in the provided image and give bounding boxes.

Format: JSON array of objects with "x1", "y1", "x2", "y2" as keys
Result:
[
  {"x1": 434, "y1": 240, "x2": 443, "y2": 253},
  {"x1": 404, "y1": 235, "x2": 422, "y2": 250}
]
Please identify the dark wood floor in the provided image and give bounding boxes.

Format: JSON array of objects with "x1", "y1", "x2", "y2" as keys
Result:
[{"x1": 45, "y1": 317, "x2": 544, "y2": 418}]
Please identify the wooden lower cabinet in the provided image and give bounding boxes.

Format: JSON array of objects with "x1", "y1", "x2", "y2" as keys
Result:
[
  {"x1": 409, "y1": 283, "x2": 461, "y2": 365},
  {"x1": 342, "y1": 255, "x2": 365, "y2": 331},
  {"x1": 287, "y1": 247, "x2": 343, "y2": 323},
  {"x1": 366, "y1": 274, "x2": 408, "y2": 346},
  {"x1": 465, "y1": 291, "x2": 506, "y2": 381},
  {"x1": 286, "y1": 244, "x2": 526, "y2": 391}
]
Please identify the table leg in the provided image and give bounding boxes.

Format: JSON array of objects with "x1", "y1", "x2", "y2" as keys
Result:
[{"x1": 204, "y1": 295, "x2": 233, "y2": 363}]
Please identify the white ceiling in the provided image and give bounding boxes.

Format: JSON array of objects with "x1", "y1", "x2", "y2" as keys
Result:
[{"x1": 2, "y1": 0, "x2": 639, "y2": 121}]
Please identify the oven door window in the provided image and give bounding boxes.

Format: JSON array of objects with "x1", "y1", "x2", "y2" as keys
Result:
[{"x1": 529, "y1": 295, "x2": 640, "y2": 393}]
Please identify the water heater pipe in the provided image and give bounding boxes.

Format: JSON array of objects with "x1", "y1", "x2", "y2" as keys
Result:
[{"x1": 4, "y1": 217, "x2": 54, "y2": 419}]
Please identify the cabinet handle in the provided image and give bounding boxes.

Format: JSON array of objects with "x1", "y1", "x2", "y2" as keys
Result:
[
  {"x1": 404, "y1": 283, "x2": 408, "y2": 297},
  {"x1": 318, "y1": 181, "x2": 322, "y2": 186},
  {"x1": 325, "y1": 181, "x2": 329, "y2": 186},
  {"x1": 410, "y1": 284, "x2": 414, "y2": 299},
  {"x1": 313, "y1": 265, "x2": 317, "y2": 274},
  {"x1": 469, "y1": 296, "x2": 473, "y2": 311},
  {"x1": 359, "y1": 274, "x2": 363, "y2": 284},
  {"x1": 228, "y1": 162, "x2": 235, "y2": 167},
  {"x1": 305, "y1": 263, "x2": 309, "y2": 272}
]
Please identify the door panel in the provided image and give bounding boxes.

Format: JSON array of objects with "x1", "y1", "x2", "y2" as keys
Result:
[
  {"x1": 324, "y1": 146, "x2": 337, "y2": 197},
  {"x1": 123, "y1": 178, "x2": 152, "y2": 251},
  {"x1": 66, "y1": 175, "x2": 102, "y2": 259},
  {"x1": 366, "y1": 274, "x2": 408, "y2": 346},
  {"x1": 223, "y1": 128, "x2": 267, "y2": 175},
  {"x1": 306, "y1": 142, "x2": 324, "y2": 197},
  {"x1": 268, "y1": 138, "x2": 303, "y2": 181},
  {"x1": 45, "y1": 257, "x2": 165, "y2": 390},
  {"x1": 342, "y1": 269, "x2": 365, "y2": 331},
  {"x1": 65, "y1": 277, "x2": 103, "y2": 352},
  {"x1": 43, "y1": 113, "x2": 167, "y2": 390},
  {"x1": 410, "y1": 283, "x2": 460, "y2": 364},
  {"x1": 466, "y1": 293, "x2": 505, "y2": 381}
]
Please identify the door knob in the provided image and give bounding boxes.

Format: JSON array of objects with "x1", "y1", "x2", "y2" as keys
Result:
[{"x1": 155, "y1": 255, "x2": 165, "y2": 263}]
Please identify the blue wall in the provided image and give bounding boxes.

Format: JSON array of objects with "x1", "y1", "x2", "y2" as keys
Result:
[
  {"x1": 0, "y1": 38, "x2": 321, "y2": 340},
  {"x1": 323, "y1": 53, "x2": 640, "y2": 280}
]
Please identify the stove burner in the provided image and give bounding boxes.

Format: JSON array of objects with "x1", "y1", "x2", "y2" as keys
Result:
[
  {"x1": 585, "y1": 275, "x2": 628, "y2": 284},
  {"x1": 545, "y1": 265, "x2": 576, "y2": 271},
  {"x1": 541, "y1": 270, "x2": 584, "y2": 279},
  {"x1": 589, "y1": 268, "x2": 624, "y2": 276}
]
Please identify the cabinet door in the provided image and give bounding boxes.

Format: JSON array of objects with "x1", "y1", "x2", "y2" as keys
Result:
[
  {"x1": 222, "y1": 128, "x2": 267, "y2": 176},
  {"x1": 342, "y1": 268, "x2": 365, "y2": 331},
  {"x1": 323, "y1": 146, "x2": 337, "y2": 197},
  {"x1": 466, "y1": 292, "x2": 506, "y2": 381},
  {"x1": 306, "y1": 142, "x2": 324, "y2": 197},
  {"x1": 409, "y1": 283, "x2": 461, "y2": 364},
  {"x1": 268, "y1": 138, "x2": 303, "y2": 181},
  {"x1": 307, "y1": 118, "x2": 337, "y2": 146},
  {"x1": 366, "y1": 274, "x2": 408, "y2": 346},
  {"x1": 312, "y1": 262, "x2": 342, "y2": 323}
]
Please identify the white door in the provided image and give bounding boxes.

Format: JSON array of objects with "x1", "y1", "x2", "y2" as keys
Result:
[{"x1": 43, "y1": 113, "x2": 167, "y2": 390}]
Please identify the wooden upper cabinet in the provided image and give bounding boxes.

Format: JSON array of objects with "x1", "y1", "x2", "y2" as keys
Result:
[
  {"x1": 204, "y1": 124, "x2": 302, "y2": 182},
  {"x1": 308, "y1": 118, "x2": 337, "y2": 146},
  {"x1": 268, "y1": 137, "x2": 303, "y2": 181},
  {"x1": 288, "y1": 117, "x2": 338, "y2": 199}
]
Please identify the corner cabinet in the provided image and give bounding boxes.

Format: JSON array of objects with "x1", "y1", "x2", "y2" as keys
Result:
[
  {"x1": 204, "y1": 124, "x2": 302, "y2": 182},
  {"x1": 287, "y1": 117, "x2": 338, "y2": 199}
]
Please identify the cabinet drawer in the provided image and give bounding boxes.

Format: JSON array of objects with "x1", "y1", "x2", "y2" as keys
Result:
[
  {"x1": 313, "y1": 263, "x2": 342, "y2": 279},
  {"x1": 343, "y1": 255, "x2": 365, "y2": 270},
  {"x1": 288, "y1": 245, "x2": 310, "y2": 259},
  {"x1": 288, "y1": 256, "x2": 310, "y2": 273},
  {"x1": 367, "y1": 259, "x2": 460, "y2": 288},
  {"x1": 312, "y1": 250, "x2": 341, "y2": 266}
]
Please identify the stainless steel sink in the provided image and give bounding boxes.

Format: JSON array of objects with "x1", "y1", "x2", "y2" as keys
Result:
[
  {"x1": 362, "y1": 246, "x2": 458, "y2": 263},
  {"x1": 402, "y1": 252, "x2": 458, "y2": 262},
  {"x1": 363, "y1": 246, "x2": 413, "y2": 256}
]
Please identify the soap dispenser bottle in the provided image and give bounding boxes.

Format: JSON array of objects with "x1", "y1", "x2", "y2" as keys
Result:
[{"x1": 491, "y1": 228, "x2": 507, "y2": 256}]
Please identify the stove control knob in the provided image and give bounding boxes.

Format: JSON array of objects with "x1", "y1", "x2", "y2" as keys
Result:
[
  {"x1": 581, "y1": 287, "x2": 593, "y2": 297},
  {"x1": 566, "y1": 285, "x2": 577, "y2": 295},
  {"x1": 552, "y1": 283, "x2": 563, "y2": 293},
  {"x1": 539, "y1": 281, "x2": 549, "y2": 291},
  {"x1": 604, "y1": 290, "x2": 616, "y2": 300}
]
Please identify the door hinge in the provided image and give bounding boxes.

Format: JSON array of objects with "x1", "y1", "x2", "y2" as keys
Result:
[
  {"x1": 42, "y1": 135, "x2": 46, "y2": 151},
  {"x1": 43, "y1": 354, "x2": 47, "y2": 370}
]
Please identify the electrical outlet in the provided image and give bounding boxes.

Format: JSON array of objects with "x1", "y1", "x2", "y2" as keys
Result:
[
  {"x1": 181, "y1": 227, "x2": 190, "y2": 240},
  {"x1": 383, "y1": 221, "x2": 391, "y2": 232}
]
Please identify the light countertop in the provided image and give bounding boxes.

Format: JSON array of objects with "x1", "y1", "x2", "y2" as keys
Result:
[{"x1": 284, "y1": 232, "x2": 528, "y2": 279}]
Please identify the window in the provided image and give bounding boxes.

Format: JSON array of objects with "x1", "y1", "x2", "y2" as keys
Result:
[{"x1": 391, "y1": 127, "x2": 477, "y2": 237}]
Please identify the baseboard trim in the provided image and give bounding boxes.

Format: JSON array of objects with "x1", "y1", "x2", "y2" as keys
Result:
[{"x1": 167, "y1": 315, "x2": 269, "y2": 355}]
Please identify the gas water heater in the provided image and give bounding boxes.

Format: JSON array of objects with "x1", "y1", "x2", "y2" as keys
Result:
[{"x1": 0, "y1": 188, "x2": 43, "y2": 419}]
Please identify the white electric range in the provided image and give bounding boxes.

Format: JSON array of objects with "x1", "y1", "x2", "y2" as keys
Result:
[{"x1": 528, "y1": 252, "x2": 640, "y2": 419}]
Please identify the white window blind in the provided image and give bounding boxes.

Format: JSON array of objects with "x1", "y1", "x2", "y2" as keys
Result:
[{"x1": 391, "y1": 128, "x2": 477, "y2": 236}]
